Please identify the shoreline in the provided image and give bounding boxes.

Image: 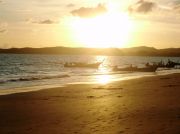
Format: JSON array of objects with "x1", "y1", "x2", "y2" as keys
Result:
[
  {"x1": 0, "y1": 73, "x2": 180, "y2": 133},
  {"x1": 0, "y1": 71, "x2": 179, "y2": 96}
]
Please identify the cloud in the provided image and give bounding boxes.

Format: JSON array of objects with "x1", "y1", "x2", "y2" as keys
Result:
[
  {"x1": 173, "y1": 1, "x2": 180, "y2": 12},
  {"x1": 137, "y1": 0, "x2": 156, "y2": 13},
  {"x1": 129, "y1": 0, "x2": 156, "y2": 14},
  {"x1": 71, "y1": 3, "x2": 107, "y2": 18},
  {"x1": 0, "y1": 29, "x2": 6, "y2": 33},
  {"x1": 32, "y1": 0, "x2": 63, "y2": 7},
  {"x1": 174, "y1": 4, "x2": 180, "y2": 9},
  {"x1": 0, "y1": 22, "x2": 7, "y2": 33},
  {"x1": 174, "y1": 0, "x2": 180, "y2": 5},
  {"x1": 31, "y1": 19, "x2": 58, "y2": 24},
  {"x1": 66, "y1": 3, "x2": 75, "y2": 8}
]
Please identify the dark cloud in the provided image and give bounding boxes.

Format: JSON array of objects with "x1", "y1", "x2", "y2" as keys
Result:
[
  {"x1": 174, "y1": 4, "x2": 180, "y2": 9},
  {"x1": 137, "y1": 1, "x2": 155, "y2": 13},
  {"x1": 0, "y1": 29, "x2": 6, "y2": 33},
  {"x1": 32, "y1": 19, "x2": 58, "y2": 24},
  {"x1": 174, "y1": 5, "x2": 180, "y2": 12},
  {"x1": 129, "y1": 0, "x2": 156, "y2": 14},
  {"x1": 66, "y1": 3, "x2": 75, "y2": 8},
  {"x1": 71, "y1": 3, "x2": 107, "y2": 18},
  {"x1": 174, "y1": 0, "x2": 180, "y2": 5},
  {"x1": 173, "y1": 1, "x2": 180, "y2": 12}
]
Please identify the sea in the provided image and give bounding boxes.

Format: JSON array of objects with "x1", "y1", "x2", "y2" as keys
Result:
[{"x1": 0, "y1": 54, "x2": 180, "y2": 95}]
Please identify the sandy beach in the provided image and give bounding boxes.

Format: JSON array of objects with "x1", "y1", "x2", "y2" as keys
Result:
[{"x1": 0, "y1": 73, "x2": 180, "y2": 134}]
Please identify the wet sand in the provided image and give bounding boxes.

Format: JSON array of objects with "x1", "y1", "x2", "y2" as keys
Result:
[{"x1": 0, "y1": 73, "x2": 180, "y2": 134}]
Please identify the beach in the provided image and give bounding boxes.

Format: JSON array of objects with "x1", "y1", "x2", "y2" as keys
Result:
[
  {"x1": 0, "y1": 73, "x2": 180, "y2": 134},
  {"x1": 2, "y1": 0, "x2": 180, "y2": 133}
]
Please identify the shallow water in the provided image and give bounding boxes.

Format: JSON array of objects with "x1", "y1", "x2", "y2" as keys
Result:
[{"x1": 0, "y1": 54, "x2": 180, "y2": 95}]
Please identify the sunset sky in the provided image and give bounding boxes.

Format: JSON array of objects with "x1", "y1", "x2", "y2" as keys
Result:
[{"x1": 0, "y1": 0, "x2": 180, "y2": 48}]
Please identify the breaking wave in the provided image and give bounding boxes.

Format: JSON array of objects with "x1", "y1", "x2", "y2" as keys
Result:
[{"x1": 0, "y1": 74, "x2": 70, "y2": 84}]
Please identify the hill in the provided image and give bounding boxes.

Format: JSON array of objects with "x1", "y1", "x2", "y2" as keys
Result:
[{"x1": 0, "y1": 46, "x2": 180, "y2": 57}]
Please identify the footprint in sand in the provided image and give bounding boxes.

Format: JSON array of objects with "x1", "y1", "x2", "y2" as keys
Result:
[
  {"x1": 87, "y1": 96, "x2": 95, "y2": 98},
  {"x1": 176, "y1": 114, "x2": 180, "y2": 119},
  {"x1": 162, "y1": 85, "x2": 179, "y2": 87},
  {"x1": 109, "y1": 87, "x2": 123, "y2": 90},
  {"x1": 160, "y1": 77, "x2": 170, "y2": 80},
  {"x1": 118, "y1": 130, "x2": 125, "y2": 133},
  {"x1": 92, "y1": 87, "x2": 105, "y2": 89}
]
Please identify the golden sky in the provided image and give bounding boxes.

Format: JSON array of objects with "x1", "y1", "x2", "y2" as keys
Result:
[{"x1": 0, "y1": 0, "x2": 180, "y2": 48}]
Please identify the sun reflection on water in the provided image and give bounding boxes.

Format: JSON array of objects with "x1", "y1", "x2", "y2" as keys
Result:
[
  {"x1": 93, "y1": 56, "x2": 114, "y2": 84},
  {"x1": 96, "y1": 75, "x2": 112, "y2": 85}
]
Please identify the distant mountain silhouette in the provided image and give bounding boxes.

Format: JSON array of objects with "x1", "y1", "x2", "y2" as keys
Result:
[{"x1": 0, "y1": 46, "x2": 180, "y2": 57}]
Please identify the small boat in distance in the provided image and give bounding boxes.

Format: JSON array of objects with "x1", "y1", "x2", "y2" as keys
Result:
[
  {"x1": 64, "y1": 62, "x2": 101, "y2": 68},
  {"x1": 157, "y1": 59, "x2": 180, "y2": 68},
  {"x1": 113, "y1": 64, "x2": 158, "y2": 72}
]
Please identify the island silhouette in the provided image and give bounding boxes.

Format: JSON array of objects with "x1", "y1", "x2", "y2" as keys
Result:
[{"x1": 1, "y1": 46, "x2": 180, "y2": 57}]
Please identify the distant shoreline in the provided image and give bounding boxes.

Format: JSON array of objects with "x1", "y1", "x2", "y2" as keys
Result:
[{"x1": 1, "y1": 46, "x2": 180, "y2": 57}]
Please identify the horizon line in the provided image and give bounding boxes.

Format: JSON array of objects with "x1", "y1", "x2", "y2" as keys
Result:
[{"x1": 1, "y1": 46, "x2": 180, "y2": 50}]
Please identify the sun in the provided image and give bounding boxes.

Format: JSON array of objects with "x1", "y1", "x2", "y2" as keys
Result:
[{"x1": 70, "y1": 3, "x2": 133, "y2": 48}]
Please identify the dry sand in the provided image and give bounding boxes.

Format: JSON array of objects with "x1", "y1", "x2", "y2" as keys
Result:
[{"x1": 0, "y1": 74, "x2": 180, "y2": 134}]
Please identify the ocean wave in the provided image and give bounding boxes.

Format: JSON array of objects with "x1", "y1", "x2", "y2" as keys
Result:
[
  {"x1": 81, "y1": 71, "x2": 131, "y2": 76},
  {"x1": 0, "y1": 74, "x2": 70, "y2": 84},
  {"x1": 0, "y1": 80, "x2": 6, "y2": 84}
]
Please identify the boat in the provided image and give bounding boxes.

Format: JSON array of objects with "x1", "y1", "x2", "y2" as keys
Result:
[
  {"x1": 64, "y1": 62, "x2": 101, "y2": 68},
  {"x1": 113, "y1": 65, "x2": 158, "y2": 72},
  {"x1": 157, "y1": 60, "x2": 180, "y2": 68}
]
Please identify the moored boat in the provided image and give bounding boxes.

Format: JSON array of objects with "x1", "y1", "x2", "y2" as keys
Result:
[
  {"x1": 157, "y1": 60, "x2": 180, "y2": 68},
  {"x1": 113, "y1": 65, "x2": 158, "y2": 72},
  {"x1": 64, "y1": 62, "x2": 101, "y2": 68}
]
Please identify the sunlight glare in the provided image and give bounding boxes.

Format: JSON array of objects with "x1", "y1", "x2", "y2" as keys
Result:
[
  {"x1": 70, "y1": 3, "x2": 133, "y2": 48},
  {"x1": 96, "y1": 75, "x2": 111, "y2": 85}
]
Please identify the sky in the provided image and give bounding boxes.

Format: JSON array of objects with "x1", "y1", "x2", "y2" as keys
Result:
[{"x1": 0, "y1": 0, "x2": 180, "y2": 48}]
